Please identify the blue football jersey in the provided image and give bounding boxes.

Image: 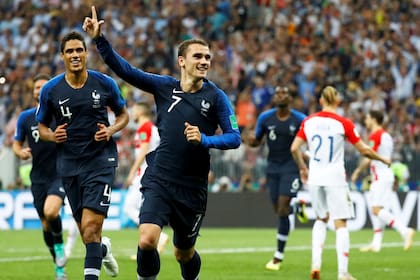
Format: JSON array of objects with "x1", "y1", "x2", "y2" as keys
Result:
[
  {"x1": 36, "y1": 70, "x2": 126, "y2": 176},
  {"x1": 255, "y1": 108, "x2": 306, "y2": 174},
  {"x1": 14, "y1": 108, "x2": 57, "y2": 184},
  {"x1": 95, "y1": 36, "x2": 241, "y2": 188}
]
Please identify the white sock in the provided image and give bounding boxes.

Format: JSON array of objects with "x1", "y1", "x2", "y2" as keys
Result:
[
  {"x1": 65, "y1": 220, "x2": 79, "y2": 257},
  {"x1": 312, "y1": 220, "x2": 327, "y2": 270},
  {"x1": 377, "y1": 209, "x2": 408, "y2": 237},
  {"x1": 336, "y1": 227, "x2": 349, "y2": 276},
  {"x1": 371, "y1": 215, "x2": 384, "y2": 248}
]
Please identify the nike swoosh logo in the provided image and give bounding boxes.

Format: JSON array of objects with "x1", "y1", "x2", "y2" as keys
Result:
[
  {"x1": 172, "y1": 88, "x2": 183, "y2": 94},
  {"x1": 100, "y1": 201, "x2": 110, "y2": 207},
  {"x1": 58, "y1": 98, "x2": 70, "y2": 105}
]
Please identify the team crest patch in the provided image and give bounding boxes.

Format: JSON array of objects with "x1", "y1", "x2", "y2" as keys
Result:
[
  {"x1": 92, "y1": 90, "x2": 101, "y2": 108},
  {"x1": 229, "y1": 115, "x2": 238, "y2": 130},
  {"x1": 140, "y1": 132, "x2": 147, "y2": 140},
  {"x1": 200, "y1": 100, "x2": 210, "y2": 116}
]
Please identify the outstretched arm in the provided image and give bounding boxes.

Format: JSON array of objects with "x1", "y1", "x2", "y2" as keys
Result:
[
  {"x1": 82, "y1": 6, "x2": 103, "y2": 39},
  {"x1": 354, "y1": 140, "x2": 391, "y2": 166}
]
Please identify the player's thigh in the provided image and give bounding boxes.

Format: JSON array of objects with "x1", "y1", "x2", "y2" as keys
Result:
[
  {"x1": 44, "y1": 177, "x2": 65, "y2": 215},
  {"x1": 64, "y1": 167, "x2": 115, "y2": 222},
  {"x1": 139, "y1": 184, "x2": 172, "y2": 228},
  {"x1": 325, "y1": 186, "x2": 354, "y2": 220},
  {"x1": 369, "y1": 180, "x2": 394, "y2": 208},
  {"x1": 30, "y1": 184, "x2": 48, "y2": 218},
  {"x1": 308, "y1": 185, "x2": 328, "y2": 219},
  {"x1": 170, "y1": 186, "x2": 207, "y2": 250},
  {"x1": 266, "y1": 174, "x2": 281, "y2": 204},
  {"x1": 279, "y1": 173, "x2": 301, "y2": 198},
  {"x1": 81, "y1": 167, "x2": 116, "y2": 216}
]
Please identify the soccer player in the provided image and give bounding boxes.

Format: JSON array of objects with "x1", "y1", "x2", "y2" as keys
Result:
[
  {"x1": 351, "y1": 110, "x2": 415, "y2": 252},
  {"x1": 36, "y1": 31, "x2": 129, "y2": 280},
  {"x1": 242, "y1": 85, "x2": 308, "y2": 271},
  {"x1": 13, "y1": 73, "x2": 67, "y2": 280},
  {"x1": 83, "y1": 6, "x2": 241, "y2": 280},
  {"x1": 123, "y1": 102, "x2": 169, "y2": 259},
  {"x1": 290, "y1": 86, "x2": 391, "y2": 280}
]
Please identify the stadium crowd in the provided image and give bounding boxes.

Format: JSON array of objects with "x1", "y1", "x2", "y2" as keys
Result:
[{"x1": 0, "y1": 0, "x2": 419, "y2": 191}]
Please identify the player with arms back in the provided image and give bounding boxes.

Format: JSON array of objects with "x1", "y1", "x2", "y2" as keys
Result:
[
  {"x1": 36, "y1": 31, "x2": 129, "y2": 280},
  {"x1": 83, "y1": 6, "x2": 241, "y2": 280},
  {"x1": 351, "y1": 110, "x2": 415, "y2": 252},
  {"x1": 242, "y1": 85, "x2": 308, "y2": 271},
  {"x1": 291, "y1": 86, "x2": 391, "y2": 280},
  {"x1": 13, "y1": 74, "x2": 67, "y2": 280}
]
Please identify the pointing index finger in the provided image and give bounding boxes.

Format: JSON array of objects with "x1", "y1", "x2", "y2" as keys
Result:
[{"x1": 91, "y1": 5, "x2": 97, "y2": 21}]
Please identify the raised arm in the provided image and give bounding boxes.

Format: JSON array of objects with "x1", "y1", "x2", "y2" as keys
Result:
[{"x1": 82, "y1": 6, "x2": 103, "y2": 39}]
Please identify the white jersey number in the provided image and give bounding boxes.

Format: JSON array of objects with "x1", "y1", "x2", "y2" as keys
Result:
[{"x1": 168, "y1": 95, "x2": 182, "y2": 112}]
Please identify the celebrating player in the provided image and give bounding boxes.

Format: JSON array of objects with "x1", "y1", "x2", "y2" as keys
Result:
[
  {"x1": 36, "y1": 31, "x2": 129, "y2": 280},
  {"x1": 83, "y1": 6, "x2": 241, "y2": 280}
]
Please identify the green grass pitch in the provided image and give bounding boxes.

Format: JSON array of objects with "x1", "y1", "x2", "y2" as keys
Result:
[{"x1": 0, "y1": 228, "x2": 418, "y2": 279}]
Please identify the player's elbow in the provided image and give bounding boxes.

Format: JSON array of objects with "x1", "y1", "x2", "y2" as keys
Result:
[
  {"x1": 358, "y1": 146, "x2": 372, "y2": 158},
  {"x1": 290, "y1": 143, "x2": 300, "y2": 155},
  {"x1": 232, "y1": 133, "x2": 241, "y2": 149}
]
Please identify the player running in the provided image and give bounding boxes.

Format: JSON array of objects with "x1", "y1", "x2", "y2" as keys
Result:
[{"x1": 351, "y1": 110, "x2": 415, "y2": 252}]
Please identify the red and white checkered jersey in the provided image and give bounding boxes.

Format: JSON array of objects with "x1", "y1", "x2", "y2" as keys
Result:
[
  {"x1": 134, "y1": 120, "x2": 160, "y2": 177},
  {"x1": 296, "y1": 111, "x2": 360, "y2": 186},
  {"x1": 368, "y1": 128, "x2": 394, "y2": 182}
]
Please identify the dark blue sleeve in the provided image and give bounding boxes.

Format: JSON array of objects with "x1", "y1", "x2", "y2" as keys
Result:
[
  {"x1": 94, "y1": 35, "x2": 160, "y2": 93},
  {"x1": 291, "y1": 109, "x2": 307, "y2": 122},
  {"x1": 254, "y1": 110, "x2": 271, "y2": 140},
  {"x1": 36, "y1": 86, "x2": 52, "y2": 125},
  {"x1": 14, "y1": 112, "x2": 27, "y2": 142},
  {"x1": 105, "y1": 74, "x2": 126, "y2": 115},
  {"x1": 201, "y1": 91, "x2": 241, "y2": 150}
]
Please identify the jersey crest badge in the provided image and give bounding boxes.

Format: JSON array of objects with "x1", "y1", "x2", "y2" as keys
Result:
[
  {"x1": 92, "y1": 90, "x2": 101, "y2": 108},
  {"x1": 200, "y1": 100, "x2": 210, "y2": 116}
]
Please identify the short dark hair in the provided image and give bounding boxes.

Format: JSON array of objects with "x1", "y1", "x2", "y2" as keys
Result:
[
  {"x1": 177, "y1": 38, "x2": 209, "y2": 57},
  {"x1": 135, "y1": 102, "x2": 153, "y2": 117},
  {"x1": 33, "y1": 73, "x2": 50, "y2": 83},
  {"x1": 60, "y1": 31, "x2": 87, "y2": 53},
  {"x1": 369, "y1": 109, "x2": 384, "y2": 125}
]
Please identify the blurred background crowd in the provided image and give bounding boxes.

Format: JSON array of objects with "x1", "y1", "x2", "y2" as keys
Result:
[{"x1": 0, "y1": 0, "x2": 418, "y2": 192}]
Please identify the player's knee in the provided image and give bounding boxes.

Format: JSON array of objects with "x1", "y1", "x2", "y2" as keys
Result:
[
  {"x1": 80, "y1": 222, "x2": 102, "y2": 243},
  {"x1": 174, "y1": 247, "x2": 195, "y2": 264},
  {"x1": 372, "y1": 207, "x2": 382, "y2": 216},
  {"x1": 277, "y1": 205, "x2": 289, "y2": 216},
  {"x1": 43, "y1": 208, "x2": 59, "y2": 221},
  {"x1": 139, "y1": 234, "x2": 158, "y2": 250}
]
